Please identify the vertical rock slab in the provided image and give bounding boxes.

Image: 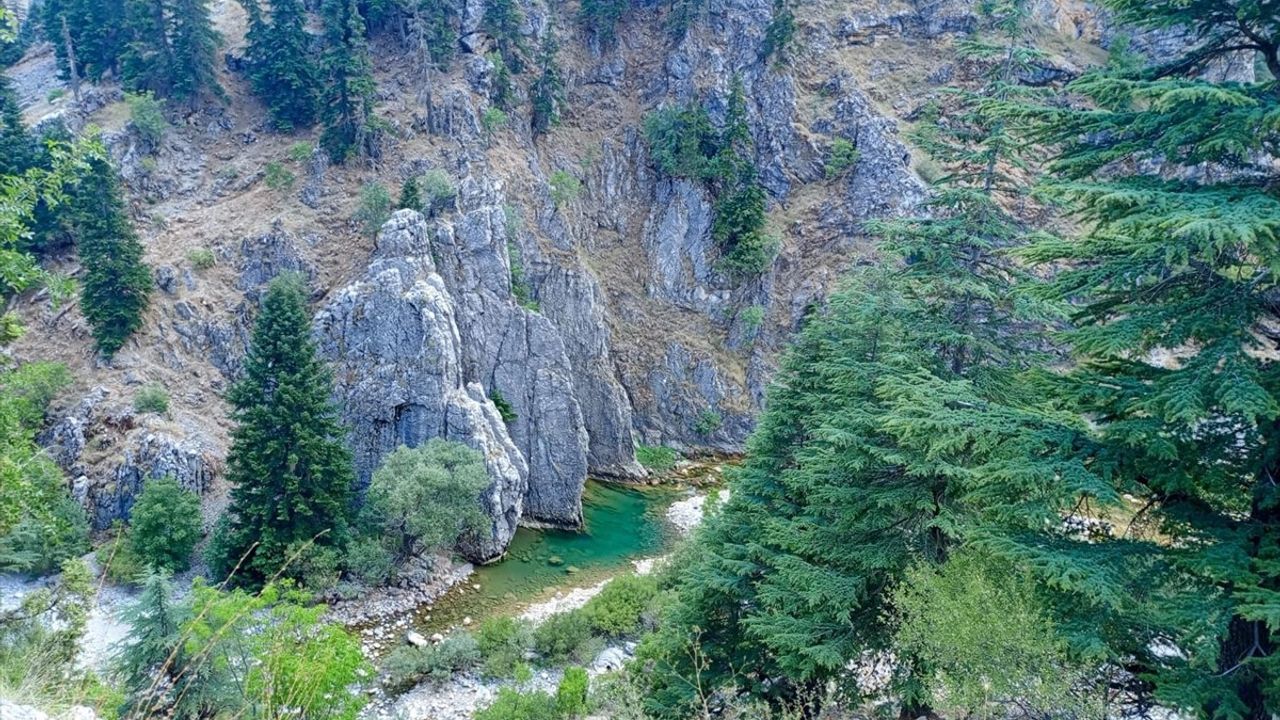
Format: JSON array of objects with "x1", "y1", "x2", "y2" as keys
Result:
[
  {"x1": 315, "y1": 210, "x2": 528, "y2": 562},
  {"x1": 431, "y1": 179, "x2": 590, "y2": 527}
]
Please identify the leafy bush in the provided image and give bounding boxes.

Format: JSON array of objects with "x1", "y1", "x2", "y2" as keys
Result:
[
  {"x1": 557, "y1": 666, "x2": 590, "y2": 719},
  {"x1": 583, "y1": 574, "x2": 658, "y2": 637},
  {"x1": 476, "y1": 616, "x2": 533, "y2": 678},
  {"x1": 483, "y1": 106, "x2": 510, "y2": 138},
  {"x1": 344, "y1": 536, "x2": 395, "y2": 586},
  {"x1": 127, "y1": 477, "x2": 201, "y2": 572},
  {"x1": 364, "y1": 440, "x2": 492, "y2": 559},
  {"x1": 738, "y1": 304, "x2": 765, "y2": 338},
  {"x1": 102, "y1": 522, "x2": 145, "y2": 584},
  {"x1": 490, "y1": 388, "x2": 517, "y2": 423},
  {"x1": 475, "y1": 687, "x2": 560, "y2": 720},
  {"x1": 635, "y1": 445, "x2": 679, "y2": 474},
  {"x1": 693, "y1": 408, "x2": 722, "y2": 436},
  {"x1": 288, "y1": 141, "x2": 314, "y2": 163},
  {"x1": 549, "y1": 170, "x2": 581, "y2": 207},
  {"x1": 383, "y1": 632, "x2": 481, "y2": 691},
  {"x1": 187, "y1": 247, "x2": 216, "y2": 270},
  {"x1": 507, "y1": 240, "x2": 539, "y2": 311},
  {"x1": 264, "y1": 161, "x2": 296, "y2": 191},
  {"x1": 420, "y1": 169, "x2": 457, "y2": 216},
  {"x1": 825, "y1": 137, "x2": 860, "y2": 179},
  {"x1": 354, "y1": 182, "x2": 392, "y2": 236},
  {"x1": 125, "y1": 91, "x2": 166, "y2": 147},
  {"x1": 533, "y1": 609, "x2": 594, "y2": 664},
  {"x1": 643, "y1": 105, "x2": 719, "y2": 180},
  {"x1": 132, "y1": 383, "x2": 169, "y2": 414}
]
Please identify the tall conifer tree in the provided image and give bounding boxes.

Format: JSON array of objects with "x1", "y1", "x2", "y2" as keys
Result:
[
  {"x1": 240, "y1": 0, "x2": 319, "y2": 130},
  {"x1": 120, "y1": 0, "x2": 174, "y2": 96},
  {"x1": 995, "y1": 1, "x2": 1280, "y2": 715},
  {"x1": 214, "y1": 274, "x2": 354, "y2": 587},
  {"x1": 318, "y1": 0, "x2": 376, "y2": 162},
  {"x1": 68, "y1": 155, "x2": 153, "y2": 357},
  {"x1": 167, "y1": 0, "x2": 223, "y2": 103}
]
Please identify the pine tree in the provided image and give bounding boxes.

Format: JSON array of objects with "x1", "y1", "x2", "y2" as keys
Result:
[
  {"x1": 482, "y1": 0, "x2": 526, "y2": 73},
  {"x1": 992, "y1": 1, "x2": 1280, "y2": 715},
  {"x1": 41, "y1": 0, "x2": 126, "y2": 80},
  {"x1": 318, "y1": 0, "x2": 377, "y2": 162},
  {"x1": 529, "y1": 33, "x2": 564, "y2": 136},
  {"x1": 113, "y1": 570, "x2": 186, "y2": 718},
  {"x1": 240, "y1": 0, "x2": 320, "y2": 130},
  {"x1": 167, "y1": 0, "x2": 223, "y2": 103},
  {"x1": 0, "y1": 73, "x2": 34, "y2": 177},
  {"x1": 120, "y1": 0, "x2": 174, "y2": 96},
  {"x1": 638, "y1": 5, "x2": 1106, "y2": 715},
  {"x1": 69, "y1": 154, "x2": 153, "y2": 357},
  {"x1": 398, "y1": 175, "x2": 421, "y2": 211},
  {"x1": 214, "y1": 274, "x2": 355, "y2": 588}
]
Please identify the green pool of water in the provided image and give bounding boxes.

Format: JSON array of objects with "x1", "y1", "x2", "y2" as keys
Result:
[{"x1": 414, "y1": 480, "x2": 684, "y2": 630}]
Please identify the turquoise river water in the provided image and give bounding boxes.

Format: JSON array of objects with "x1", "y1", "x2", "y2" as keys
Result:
[{"x1": 413, "y1": 480, "x2": 684, "y2": 631}]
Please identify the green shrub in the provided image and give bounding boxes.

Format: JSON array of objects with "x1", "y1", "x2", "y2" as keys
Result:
[
  {"x1": 738, "y1": 304, "x2": 766, "y2": 338},
  {"x1": 483, "y1": 106, "x2": 509, "y2": 138},
  {"x1": 642, "y1": 105, "x2": 719, "y2": 180},
  {"x1": 490, "y1": 388, "x2": 517, "y2": 423},
  {"x1": 579, "y1": 0, "x2": 627, "y2": 44},
  {"x1": 825, "y1": 137, "x2": 860, "y2": 179},
  {"x1": 507, "y1": 241, "x2": 539, "y2": 311},
  {"x1": 383, "y1": 632, "x2": 482, "y2": 691},
  {"x1": 126, "y1": 477, "x2": 201, "y2": 573},
  {"x1": 354, "y1": 182, "x2": 393, "y2": 236},
  {"x1": 399, "y1": 175, "x2": 422, "y2": 211},
  {"x1": 583, "y1": 574, "x2": 658, "y2": 637},
  {"x1": 102, "y1": 522, "x2": 145, "y2": 583},
  {"x1": 187, "y1": 247, "x2": 216, "y2": 270},
  {"x1": 556, "y1": 666, "x2": 590, "y2": 719},
  {"x1": 364, "y1": 440, "x2": 492, "y2": 559},
  {"x1": 549, "y1": 170, "x2": 581, "y2": 207},
  {"x1": 124, "y1": 91, "x2": 166, "y2": 147},
  {"x1": 635, "y1": 445, "x2": 679, "y2": 474},
  {"x1": 476, "y1": 616, "x2": 533, "y2": 678},
  {"x1": 475, "y1": 688, "x2": 560, "y2": 720},
  {"x1": 420, "y1": 169, "x2": 457, "y2": 216},
  {"x1": 46, "y1": 87, "x2": 66, "y2": 102},
  {"x1": 287, "y1": 141, "x2": 314, "y2": 163},
  {"x1": 533, "y1": 609, "x2": 594, "y2": 664},
  {"x1": 693, "y1": 408, "x2": 722, "y2": 436},
  {"x1": 132, "y1": 383, "x2": 170, "y2": 414},
  {"x1": 344, "y1": 536, "x2": 395, "y2": 586},
  {"x1": 264, "y1": 161, "x2": 296, "y2": 191}
]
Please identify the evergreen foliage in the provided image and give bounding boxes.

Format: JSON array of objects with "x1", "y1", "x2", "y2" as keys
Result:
[
  {"x1": 240, "y1": 0, "x2": 321, "y2": 130},
  {"x1": 530, "y1": 34, "x2": 565, "y2": 136},
  {"x1": 120, "y1": 0, "x2": 173, "y2": 96},
  {"x1": 41, "y1": 0, "x2": 126, "y2": 80},
  {"x1": 127, "y1": 477, "x2": 201, "y2": 573},
  {"x1": 481, "y1": 0, "x2": 526, "y2": 74},
  {"x1": 212, "y1": 274, "x2": 355, "y2": 587},
  {"x1": 0, "y1": 74, "x2": 35, "y2": 178},
  {"x1": 977, "y1": 1, "x2": 1280, "y2": 715},
  {"x1": 578, "y1": 0, "x2": 627, "y2": 46},
  {"x1": 112, "y1": 570, "x2": 190, "y2": 718},
  {"x1": 405, "y1": 0, "x2": 458, "y2": 68},
  {"x1": 319, "y1": 0, "x2": 378, "y2": 161},
  {"x1": 637, "y1": 5, "x2": 1101, "y2": 715},
  {"x1": 643, "y1": 80, "x2": 774, "y2": 275},
  {"x1": 166, "y1": 0, "x2": 223, "y2": 102},
  {"x1": 70, "y1": 154, "x2": 153, "y2": 357}
]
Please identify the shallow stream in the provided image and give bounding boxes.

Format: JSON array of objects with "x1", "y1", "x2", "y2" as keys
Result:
[{"x1": 412, "y1": 480, "x2": 685, "y2": 631}]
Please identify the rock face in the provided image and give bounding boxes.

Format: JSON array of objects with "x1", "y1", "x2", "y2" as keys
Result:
[
  {"x1": 316, "y1": 210, "x2": 528, "y2": 561},
  {"x1": 40, "y1": 388, "x2": 218, "y2": 530},
  {"x1": 430, "y1": 183, "x2": 592, "y2": 527}
]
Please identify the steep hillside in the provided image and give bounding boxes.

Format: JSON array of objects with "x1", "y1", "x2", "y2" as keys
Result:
[{"x1": 5, "y1": 0, "x2": 1106, "y2": 561}]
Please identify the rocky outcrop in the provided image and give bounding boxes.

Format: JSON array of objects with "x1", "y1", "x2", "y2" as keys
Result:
[
  {"x1": 315, "y1": 210, "x2": 528, "y2": 561},
  {"x1": 431, "y1": 182, "x2": 591, "y2": 527},
  {"x1": 40, "y1": 389, "x2": 218, "y2": 530}
]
